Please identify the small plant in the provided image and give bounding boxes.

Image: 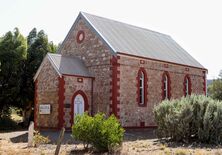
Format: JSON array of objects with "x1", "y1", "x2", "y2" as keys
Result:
[
  {"x1": 160, "y1": 144, "x2": 166, "y2": 150},
  {"x1": 164, "y1": 148, "x2": 171, "y2": 155},
  {"x1": 175, "y1": 149, "x2": 189, "y2": 155},
  {"x1": 33, "y1": 130, "x2": 50, "y2": 147},
  {"x1": 72, "y1": 113, "x2": 125, "y2": 152}
]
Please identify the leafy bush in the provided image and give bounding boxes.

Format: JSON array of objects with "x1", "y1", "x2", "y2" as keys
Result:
[
  {"x1": 71, "y1": 113, "x2": 93, "y2": 148},
  {"x1": 72, "y1": 113, "x2": 124, "y2": 152},
  {"x1": 154, "y1": 95, "x2": 222, "y2": 144}
]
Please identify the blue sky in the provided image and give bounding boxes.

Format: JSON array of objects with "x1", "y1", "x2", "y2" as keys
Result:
[{"x1": 1, "y1": 0, "x2": 221, "y2": 79}]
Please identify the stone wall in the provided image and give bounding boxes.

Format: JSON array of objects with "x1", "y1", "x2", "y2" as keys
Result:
[
  {"x1": 60, "y1": 18, "x2": 113, "y2": 115},
  {"x1": 63, "y1": 75, "x2": 92, "y2": 128},
  {"x1": 118, "y1": 54, "x2": 206, "y2": 127},
  {"x1": 36, "y1": 59, "x2": 59, "y2": 128}
]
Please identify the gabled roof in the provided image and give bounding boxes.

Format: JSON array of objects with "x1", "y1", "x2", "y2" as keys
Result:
[
  {"x1": 34, "y1": 53, "x2": 92, "y2": 81},
  {"x1": 59, "y1": 12, "x2": 205, "y2": 69}
]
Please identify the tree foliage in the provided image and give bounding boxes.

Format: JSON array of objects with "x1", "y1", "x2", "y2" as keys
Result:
[
  {"x1": 208, "y1": 76, "x2": 222, "y2": 101},
  {"x1": 0, "y1": 28, "x2": 57, "y2": 122},
  {"x1": 0, "y1": 28, "x2": 27, "y2": 116}
]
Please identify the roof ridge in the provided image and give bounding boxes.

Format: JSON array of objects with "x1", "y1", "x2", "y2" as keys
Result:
[{"x1": 80, "y1": 11, "x2": 170, "y2": 37}]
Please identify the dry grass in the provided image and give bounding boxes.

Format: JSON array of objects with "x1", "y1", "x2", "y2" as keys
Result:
[
  {"x1": 1, "y1": 139, "x2": 222, "y2": 155},
  {"x1": 1, "y1": 129, "x2": 222, "y2": 155}
]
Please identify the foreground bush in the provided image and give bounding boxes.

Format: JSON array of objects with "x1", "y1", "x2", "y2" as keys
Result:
[
  {"x1": 154, "y1": 95, "x2": 222, "y2": 144},
  {"x1": 72, "y1": 113, "x2": 124, "y2": 151}
]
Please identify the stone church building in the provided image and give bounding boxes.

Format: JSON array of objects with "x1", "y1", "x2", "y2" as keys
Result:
[{"x1": 34, "y1": 12, "x2": 207, "y2": 129}]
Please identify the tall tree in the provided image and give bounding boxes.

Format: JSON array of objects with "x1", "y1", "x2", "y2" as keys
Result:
[
  {"x1": 18, "y1": 28, "x2": 57, "y2": 125},
  {"x1": 0, "y1": 28, "x2": 27, "y2": 117},
  {"x1": 0, "y1": 28, "x2": 57, "y2": 125}
]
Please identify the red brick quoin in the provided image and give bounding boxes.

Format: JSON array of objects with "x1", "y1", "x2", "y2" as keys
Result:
[
  {"x1": 110, "y1": 56, "x2": 120, "y2": 118},
  {"x1": 58, "y1": 76, "x2": 65, "y2": 129}
]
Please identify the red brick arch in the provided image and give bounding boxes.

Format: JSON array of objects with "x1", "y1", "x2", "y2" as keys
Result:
[{"x1": 70, "y1": 90, "x2": 89, "y2": 125}]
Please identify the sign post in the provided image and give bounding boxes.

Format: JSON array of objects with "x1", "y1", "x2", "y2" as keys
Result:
[{"x1": 55, "y1": 127, "x2": 65, "y2": 155}]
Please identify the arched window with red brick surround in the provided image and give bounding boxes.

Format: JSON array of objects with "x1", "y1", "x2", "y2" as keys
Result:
[
  {"x1": 162, "y1": 71, "x2": 171, "y2": 100},
  {"x1": 184, "y1": 75, "x2": 192, "y2": 96},
  {"x1": 137, "y1": 68, "x2": 148, "y2": 106}
]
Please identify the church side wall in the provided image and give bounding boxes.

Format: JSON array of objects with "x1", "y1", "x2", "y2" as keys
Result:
[
  {"x1": 118, "y1": 54, "x2": 206, "y2": 127},
  {"x1": 35, "y1": 59, "x2": 59, "y2": 128}
]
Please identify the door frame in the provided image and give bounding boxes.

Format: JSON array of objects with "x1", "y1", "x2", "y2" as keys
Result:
[{"x1": 70, "y1": 90, "x2": 89, "y2": 125}]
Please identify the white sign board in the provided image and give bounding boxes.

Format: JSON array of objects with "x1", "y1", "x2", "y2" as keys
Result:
[{"x1": 39, "y1": 104, "x2": 51, "y2": 114}]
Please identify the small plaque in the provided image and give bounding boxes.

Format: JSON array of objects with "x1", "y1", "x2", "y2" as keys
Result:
[
  {"x1": 39, "y1": 104, "x2": 51, "y2": 114},
  {"x1": 64, "y1": 103, "x2": 71, "y2": 108}
]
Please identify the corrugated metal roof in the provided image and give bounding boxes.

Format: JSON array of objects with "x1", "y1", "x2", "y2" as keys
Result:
[
  {"x1": 48, "y1": 53, "x2": 92, "y2": 77},
  {"x1": 81, "y1": 12, "x2": 204, "y2": 69}
]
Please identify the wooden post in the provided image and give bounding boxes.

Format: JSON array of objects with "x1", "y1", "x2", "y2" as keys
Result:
[
  {"x1": 55, "y1": 127, "x2": 65, "y2": 155},
  {"x1": 27, "y1": 121, "x2": 34, "y2": 147}
]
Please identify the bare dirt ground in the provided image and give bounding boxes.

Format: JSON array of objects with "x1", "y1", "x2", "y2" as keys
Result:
[{"x1": 1, "y1": 129, "x2": 222, "y2": 155}]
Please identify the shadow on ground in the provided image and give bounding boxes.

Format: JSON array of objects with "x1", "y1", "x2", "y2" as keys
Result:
[
  {"x1": 7, "y1": 128, "x2": 157, "y2": 144},
  {"x1": 124, "y1": 128, "x2": 157, "y2": 141},
  {"x1": 10, "y1": 132, "x2": 28, "y2": 143}
]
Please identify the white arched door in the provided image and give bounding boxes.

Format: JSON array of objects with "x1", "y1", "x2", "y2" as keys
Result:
[{"x1": 74, "y1": 94, "x2": 85, "y2": 117}]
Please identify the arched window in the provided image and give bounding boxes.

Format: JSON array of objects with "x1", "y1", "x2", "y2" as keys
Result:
[
  {"x1": 137, "y1": 68, "x2": 148, "y2": 106},
  {"x1": 162, "y1": 72, "x2": 171, "y2": 100},
  {"x1": 139, "y1": 71, "x2": 144, "y2": 104},
  {"x1": 184, "y1": 75, "x2": 191, "y2": 96}
]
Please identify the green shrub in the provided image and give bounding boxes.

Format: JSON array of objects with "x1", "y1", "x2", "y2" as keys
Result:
[
  {"x1": 154, "y1": 95, "x2": 222, "y2": 144},
  {"x1": 71, "y1": 113, "x2": 93, "y2": 149},
  {"x1": 72, "y1": 113, "x2": 124, "y2": 152}
]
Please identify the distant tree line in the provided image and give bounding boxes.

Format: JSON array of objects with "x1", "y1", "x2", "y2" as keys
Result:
[
  {"x1": 208, "y1": 71, "x2": 222, "y2": 101},
  {"x1": 0, "y1": 28, "x2": 58, "y2": 125}
]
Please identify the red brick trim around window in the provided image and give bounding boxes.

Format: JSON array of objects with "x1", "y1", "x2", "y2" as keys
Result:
[
  {"x1": 203, "y1": 71, "x2": 206, "y2": 95},
  {"x1": 183, "y1": 74, "x2": 192, "y2": 96},
  {"x1": 58, "y1": 76, "x2": 65, "y2": 129},
  {"x1": 70, "y1": 90, "x2": 89, "y2": 125},
  {"x1": 162, "y1": 71, "x2": 171, "y2": 100},
  {"x1": 76, "y1": 30, "x2": 85, "y2": 44},
  {"x1": 34, "y1": 80, "x2": 38, "y2": 129},
  {"x1": 110, "y1": 56, "x2": 120, "y2": 119},
  {"x1": 136, "y1": 67, "x2": 148, "y2": 107}
]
